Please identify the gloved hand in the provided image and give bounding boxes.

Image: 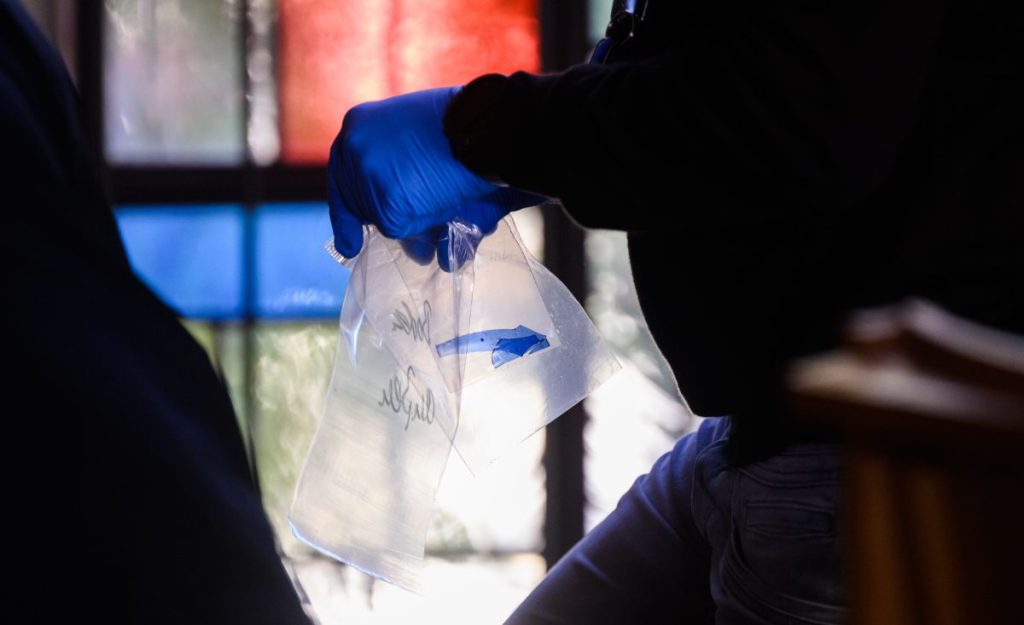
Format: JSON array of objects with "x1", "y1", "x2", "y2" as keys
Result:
[{"x1": 327, "y1": 86, "x2": 543, "y2": 263}]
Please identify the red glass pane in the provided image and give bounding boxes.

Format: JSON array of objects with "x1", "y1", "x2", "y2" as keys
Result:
[{"x1": 278, "y1": 0, "x2": 540, "y2": 164}]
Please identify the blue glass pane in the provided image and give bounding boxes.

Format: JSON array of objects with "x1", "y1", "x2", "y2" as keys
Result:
[
  {"x1": 255, "y1": 203, "x2": 349, "y2": 318},
  {"x1": 116, "y1": 205, "x2": 244, "y2": 319}
]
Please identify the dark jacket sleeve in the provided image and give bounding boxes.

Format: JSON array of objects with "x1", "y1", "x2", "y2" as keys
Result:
[{"x1": 446, "y1": 1, "x2": 946, "y2": 233}]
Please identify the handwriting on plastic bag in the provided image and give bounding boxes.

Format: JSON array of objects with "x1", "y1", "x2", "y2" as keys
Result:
[
  {"x1": 391, "y1": 300, "x2": 431, "y2": 344},
  {"x1": 378, "y1": 365, "x2": 437, "y2": 431}
]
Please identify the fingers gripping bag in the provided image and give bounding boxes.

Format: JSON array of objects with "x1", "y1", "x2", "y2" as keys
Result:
[{"x1": 290, "y1": 216, "x2": 619, "y2": 590}]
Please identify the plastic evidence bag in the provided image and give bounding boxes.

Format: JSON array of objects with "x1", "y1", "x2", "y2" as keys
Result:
[{"x1": 290, "y1": 216, "x2": 619, "y2": 590}]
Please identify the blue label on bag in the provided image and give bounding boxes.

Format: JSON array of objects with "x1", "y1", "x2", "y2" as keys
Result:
[{"x1": 435, "y1": 325, "x2": 550, "y2": 368}]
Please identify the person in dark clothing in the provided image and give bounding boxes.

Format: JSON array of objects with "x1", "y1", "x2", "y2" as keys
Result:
[
  {"x1": 2, "y1": 2, "x2": 310, "y2": 622},
  {"x1": 327, "y1": 0, "x2": 1021, "y2": 622}
]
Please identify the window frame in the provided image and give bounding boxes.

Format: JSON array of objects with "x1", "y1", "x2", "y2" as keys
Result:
[{"x1": 74, "y1": 0, "x2": 592, "y2": 570}]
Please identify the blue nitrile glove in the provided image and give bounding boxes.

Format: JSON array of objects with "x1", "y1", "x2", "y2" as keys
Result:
[
  {"x1": 327, "y1": 86, "x2": 544, "y2": 264},
  {"x1": 396, "y1": 188, "x2": 535, "y2": 271}
]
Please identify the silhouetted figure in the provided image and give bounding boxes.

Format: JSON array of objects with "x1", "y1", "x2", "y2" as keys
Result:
[
  {"x1": 326, "y1": 0, "x2": 1021, "y2": 622},
  {"x1": 2, "y1": 2, "x2": 310, "y2": 621}
]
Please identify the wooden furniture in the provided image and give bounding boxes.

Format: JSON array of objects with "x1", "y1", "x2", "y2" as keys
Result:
[{"x1": 788, "y1": 299, "x2": 1024, "y2": 625}]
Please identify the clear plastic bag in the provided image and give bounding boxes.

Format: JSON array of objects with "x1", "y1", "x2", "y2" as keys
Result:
[{"x1": 290, "y1": 217, "x2": 619, "y2": 590}]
